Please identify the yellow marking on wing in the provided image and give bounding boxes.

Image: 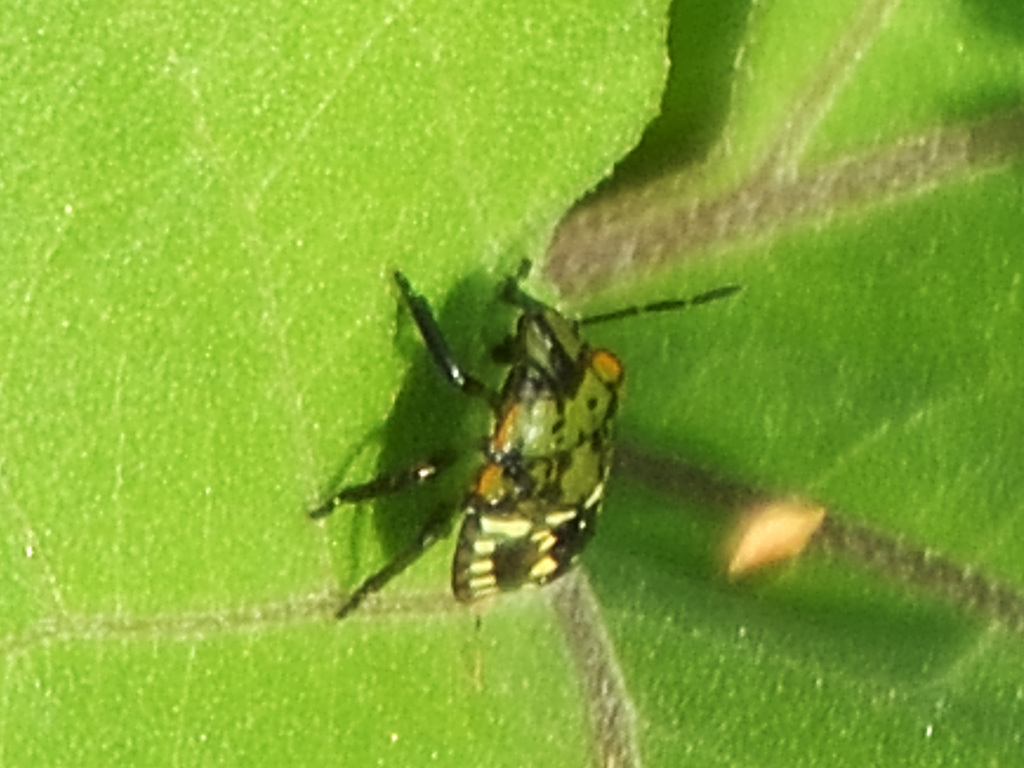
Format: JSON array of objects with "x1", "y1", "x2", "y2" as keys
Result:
[
  {"x1": 480, "y1": 515, "x2": 532, "y2": 539},
  {"x1": 583, "y1": 482, "x2": 605, "y2": 510},
  {"x1": 544, "y1": 509, "x2": 577, "y2": 527},
  {"x1": 469, "y1": 574, "x2": 498, "y2": 591},
  {"x1": 530, "y1": 531, "x2": 557, "y2": 553},
  {"x1": 529, "y1": 556, "x2": 559, "y2": 579},
  {"x1": 472, "y1": 538, "x2": 497, "y2": 556}
]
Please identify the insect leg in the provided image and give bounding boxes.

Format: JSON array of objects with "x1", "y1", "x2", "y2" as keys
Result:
[
  {"x1": 334, "y1": 506, "x2": 453, "y2": 619},
  {"x1": 497, "y1": 268, "x2": 547, "y2": 315},
  {"x1": 393, "y1": 271, "x2": 492, "y2": 401},
  {"x1": 309, "y1": 450, "x2": 456, "y2": 519}
]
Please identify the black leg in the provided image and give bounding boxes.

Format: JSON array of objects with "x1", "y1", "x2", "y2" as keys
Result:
[
  {"x1": 497, "y1": 261, "x2": 547, "y2": 315},
  {"x1": 393, "y1": 271, "x2": 492, "y2": 401},
  {"x1": 309, "y1": 450, "x2": 455, "y2": 520},
  {"x1": 335, "y1": 507, "x2": 453, "y2": 619}
]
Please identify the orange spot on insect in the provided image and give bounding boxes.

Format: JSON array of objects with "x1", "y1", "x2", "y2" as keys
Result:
[
  {"x1": 475, "y1": 463, "x2": 505, "y2": 499},
  {"x1": 591, "y1": 349, "x2": 623, "y2": 383},
  {"x1": 492, "y1": 403, "x2": 521, "y2": 450},
  {"x1": 726, "y1": 500, "x2": 826, "y2": 577}
]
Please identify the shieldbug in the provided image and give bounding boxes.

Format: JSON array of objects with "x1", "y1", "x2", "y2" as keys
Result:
[{"x1": 311, "y1": 264, "x2": 740, "y2": 618}]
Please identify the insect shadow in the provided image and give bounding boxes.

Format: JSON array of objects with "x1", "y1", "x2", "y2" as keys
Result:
[{"x1": 325, "y1": 268, "x2": 519, "y2": 607}]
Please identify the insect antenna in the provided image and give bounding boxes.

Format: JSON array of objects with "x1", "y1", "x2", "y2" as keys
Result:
[{"x1": 579, "y1": 284, "x2": 742, "y2": 326}]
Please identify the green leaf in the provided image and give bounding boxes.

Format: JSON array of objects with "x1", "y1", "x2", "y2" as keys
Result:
[
  {"x1": 547, "y1": 0, "x2": 1024, "y2": 764},
  {"x1": 2, "y1": 0, "x2": 667, "y2": 764},
  {"x1": 4, "y1": 0, "x2": 1024, "y2": 766}
]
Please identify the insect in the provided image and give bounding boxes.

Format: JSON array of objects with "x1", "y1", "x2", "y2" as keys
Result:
[{"x1": 311, "y1": 264, "x2": 740, "y2": 618}]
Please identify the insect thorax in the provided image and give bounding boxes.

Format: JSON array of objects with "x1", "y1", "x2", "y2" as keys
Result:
[{"x1": 451, "y1": 309, "x2": 625, "y2": 602}]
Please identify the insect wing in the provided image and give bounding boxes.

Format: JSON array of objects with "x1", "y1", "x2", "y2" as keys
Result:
[{"x1": 451, "y1": 501, "x2": 595, "y2": 602}]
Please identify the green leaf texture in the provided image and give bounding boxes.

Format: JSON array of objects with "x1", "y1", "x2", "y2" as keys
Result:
[{"x1": 3, "y1": 0, "x2": 1024, "y2": 765}]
